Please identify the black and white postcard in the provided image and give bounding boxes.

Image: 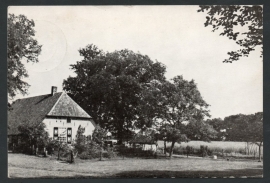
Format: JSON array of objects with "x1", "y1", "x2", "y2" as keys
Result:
[{"x1": 7, "y1": 5, "x2": 263, "y2": 178}]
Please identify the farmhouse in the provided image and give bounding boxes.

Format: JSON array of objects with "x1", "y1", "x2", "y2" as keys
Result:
[{"x1": 8, "y1": 86, "x2": 96, "y2": 146}]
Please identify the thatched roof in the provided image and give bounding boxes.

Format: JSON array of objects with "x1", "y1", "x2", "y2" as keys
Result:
[
  {"x1": 47, "y1": 93, "x2": 91, "y2": 118},
  {"x1": 8, "y1": 92, "x2": 92, "y2": 135}
]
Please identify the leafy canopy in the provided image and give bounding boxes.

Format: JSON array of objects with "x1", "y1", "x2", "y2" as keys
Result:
[
  {"x1": 8, "y1": 14, "x2": 42, "y2": 99},
  {"x1": 159, "y1": 76, "x2": 210, "y2": 126},
  {"x1": 198, "y1": 5, "x2": 263, "y2": 63},
  {"x1": 223, "y1": 112, "x2": 263, "y2": 142},
  {"x1": 154, "y1": 76, "x2": 216, "y2": 157},
  {"x1": 206, "y1": 112, "x2": 263, "y2": 143},
  {"x1": 63, "y1": 44, "x2": 166, "y2": 141}
]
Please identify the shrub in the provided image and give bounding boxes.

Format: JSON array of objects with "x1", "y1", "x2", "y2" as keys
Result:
[
  {"x1": 200, "y1": 145, "x2": 209, "y2": 157},
  {"x1": 186, "y1": 145, "x2": 194, "y2": 157},
  {"x1": 79, "y1": 151, "x2": 90, "y2": 159},
  {"x1": 224, "y1": 148, "x2": 234, "y2": 154},
  {"x1": 77, "y1": 141, "x2": 111, "y2": 160},
  {"x1": 172, "y1": 146, "x2": 184, "y2": 155},
  {"x1": 116, "y1": 145, "x2": 156, "y2": 158},
  {"x1": 103, "y1": 148, "x2": 117, "y2": 159},
  {"x1": 238, "y1": 148, "x2": 246, "y2": 154},
  {"x1": 14, "y1": 143, "x2": 33, "y2": 154},
  {"x1": 74, "y1": 126, "x2": 88, "y2": 154},
  {"x1": 207, "y1": 148, "x2": 213, "y2": 156}
]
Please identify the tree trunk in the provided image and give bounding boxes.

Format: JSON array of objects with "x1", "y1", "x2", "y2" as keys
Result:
[
  {"x1": 169, "y1": 141, "x2": 175, "y2": 158},
  {"x1": 258, "y1": 142, "x2": 262, "y2": 162},
  {"x1": 58, "y1": 151, "x2": 60, "y2": 160},
  {"x1": 70, "y1": 150, "x2": 74, "y2": 163},
  {"x1": 99, "y1": 144, "x2": 102, "y2": 161},
  {"x1": 117, "y1": 119, "x2": 125, "y2": 144},
  {"x1": 164, "y1": 140, "x2": 167, "y2": 155}
]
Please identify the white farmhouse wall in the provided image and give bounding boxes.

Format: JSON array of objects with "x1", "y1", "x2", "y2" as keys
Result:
[{"x1": 43, "y1": 117, "x2": 95, "y2": 142}]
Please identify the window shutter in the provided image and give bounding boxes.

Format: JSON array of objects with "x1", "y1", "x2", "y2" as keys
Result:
[
  {"x1": 54, "y1": 127, "x2": 58, "y2": 140},
  {"x1": 67, "y1": 128, "x2": 72, "y2": 144}
]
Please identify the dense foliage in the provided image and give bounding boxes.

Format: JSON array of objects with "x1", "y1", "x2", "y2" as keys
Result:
[
  {"x1": 63, "y1": 45, "x2": 217, "y2": 158},
  {"x1": 16, "y1": 123, "x2": 49, "y2": 154},
  {"x1": 206, "y1": 112, "x2": 263, "y2": 142},
  {"x1": 206, "y1": 112, "x2": 263, "y2": 161},
  {"x1": 63, "y1": 44, "x2": 166, "y2": 142},
  {"x1": 155, "y1": 76, "x2": 216, "y2": 157},
  {"x1": 8, "y1": 14, "x2": 42, "y2": 99},
  {"x1": 198, "y1": 5, "x2": 263, "y2": 63}
]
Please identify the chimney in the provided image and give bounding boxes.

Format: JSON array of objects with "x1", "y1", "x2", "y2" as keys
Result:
[{"x1": 51, "y1": 86, "x2": 57, "y2": 96}]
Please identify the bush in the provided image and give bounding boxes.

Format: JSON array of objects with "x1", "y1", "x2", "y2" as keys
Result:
[
  {"x1": 116, "y1": 145, "x2": 155, "y2": 158},
  {"x1": 200, "y1": 145, "x2": 210, "y2": 157},
  {"x1": 77, "y1": 141, "x2": 114, "y2": 160},
  {"x1": 46, "y1": 140, "x2": 57, "y2": 155},
  {"x1": 171, "y1": 146, "x2": 185, "y2": 155},
  {"x1": 79, "y1": 151, "x2": 91, "y2": 160},
  {"x1": 224, "y1": 148, "x2": 234, "y2": 154},
  {"x1": 14, "y1": 143, "x2": 33, "y2": 154},
  {"x1": 186, "y1": 145, "x2": 195, "y2": 156},
  {"x1": 103, "y1": 148, "x2": 117, "y2": 159},
  {"x1": 238, "y1": 148, "x2": 246, "y2": 154}
]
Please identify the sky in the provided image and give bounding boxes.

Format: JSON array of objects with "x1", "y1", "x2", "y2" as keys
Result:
[{"x1": 8, "y1": 6, "x2": 263, "y2": 119}]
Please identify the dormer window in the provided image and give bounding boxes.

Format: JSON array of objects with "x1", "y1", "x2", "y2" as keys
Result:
[{"x1": 67, "y1": 117, "x2": 71, "y2": 123}]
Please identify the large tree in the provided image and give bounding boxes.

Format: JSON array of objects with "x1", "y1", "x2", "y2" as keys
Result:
[
  {"x1": 8, "y1": 14, "x2": 42, "y2": 100},
  {"x1": 198, "y1": 5, "x2": 263, "y2": 63},
  {"x1": 63, "y1": 44, "x2": 166, "y2": 142},
  {"x1": 157, "y1": 76, "x2": 214, "y2": 157}
]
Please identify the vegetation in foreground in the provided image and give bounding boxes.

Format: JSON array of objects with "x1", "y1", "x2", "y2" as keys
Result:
[{"x1": 8, "y1": 153, "x2": 263, "y2": 178}]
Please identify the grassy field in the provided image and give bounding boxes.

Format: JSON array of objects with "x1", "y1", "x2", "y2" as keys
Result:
[
  {"x1": 8, "y1": 153, "x2": 263, "y2": 178},
  {"x1": 158, "y1": 140, "x2": 258, "y2": 149},
  {"x1": 157, "y1": 141, "x2": 262, "y2": 156}
]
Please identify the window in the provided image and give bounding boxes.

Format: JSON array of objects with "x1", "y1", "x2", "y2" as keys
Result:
[
  {"x1": 67, "y1": 128, "x2": 72, "y2": 144},
  {"x1": 58, "y1": 136, "x2": 66, "y2": 142},
  {"x1": 53, "y1": 127, "x2": 71, "y2": 143},
  {"x1": 53, "y1": 127, "x2": 58, "y2": 140},
  {"x1": 67, "y1": 117, "x2": 71, "y2": 123}
]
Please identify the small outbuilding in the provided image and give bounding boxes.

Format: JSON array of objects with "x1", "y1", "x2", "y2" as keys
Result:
[{"x1": 129, "y1": 129, "x2": 158, "y2": 151}]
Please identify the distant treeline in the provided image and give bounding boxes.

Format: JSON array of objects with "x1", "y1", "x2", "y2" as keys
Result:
[{"x1": 205, "y1": 112, "x2": 263, "y2": 141}]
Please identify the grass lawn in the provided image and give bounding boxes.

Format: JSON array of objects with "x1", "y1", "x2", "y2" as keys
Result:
[{"x1": 8, "y1": 153, "x2": 263, "y2": 178}]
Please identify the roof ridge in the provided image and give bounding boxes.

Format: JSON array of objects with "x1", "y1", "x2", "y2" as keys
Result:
[
  {"x1": 8, "y1": 92, "x2": 64, "y2": 135},
  {"x1": 14, "y1": 92, "x2": 63, "y2": 101}
]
